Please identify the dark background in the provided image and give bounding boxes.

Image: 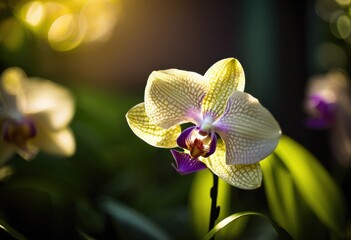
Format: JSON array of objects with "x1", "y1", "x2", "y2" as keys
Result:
[{"x1": 0, "y1": 0, "x2": 349, "y2": 239}]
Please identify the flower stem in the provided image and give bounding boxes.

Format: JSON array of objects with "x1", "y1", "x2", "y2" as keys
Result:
[{"x1": 208, "y1": 172, "x2": 220, "y2": 239}]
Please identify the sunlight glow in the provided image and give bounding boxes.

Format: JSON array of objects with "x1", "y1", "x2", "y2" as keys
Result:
[
  {"x1": 81, "y1": 0, "x2": 118, "y2": 42},
  {"x1": 48, "y1": 14, "x2": 85, "y2": 51},
  {"x1": 24, "y1": 1, "x2": 44, "y2": 27},
  {"x1": 13, "y1": 0, "x2": 120, "y2": 51}
]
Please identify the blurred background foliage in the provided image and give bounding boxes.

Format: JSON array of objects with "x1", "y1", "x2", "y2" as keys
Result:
[{"x1": 0, "y1": 0, "x2": 351, "y2": 239}]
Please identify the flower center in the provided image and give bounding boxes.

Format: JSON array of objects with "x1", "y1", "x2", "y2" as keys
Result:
[
  {"x1": 186, "y1": 128, "x2": 216, "y2": 158},
  {"x1": 2, "y1": 118, "x2": 37, "y2": 151}
]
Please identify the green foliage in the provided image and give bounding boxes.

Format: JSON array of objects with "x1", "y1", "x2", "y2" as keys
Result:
[
  {"x1": 203, "y1": 211, "x2": 292, "y2": 240},
  {"x1": 99, "y1": 196, "x2": 171, "y2": 240},
  {"x1": 0, "y1": 86, "x2": 193, "y2": 239},
  {"x1": 0, "y1": 84, "x2": 347, "y2": 240},
  {"x1": 0, "y1": 217, "x2": 27, "y2": 240},
  {"x1": 189, "y1": 169, "x2": 248, "y2": 239},
  {"x1": 261, "y1": 135, "x2": 347, "y2": 239}
]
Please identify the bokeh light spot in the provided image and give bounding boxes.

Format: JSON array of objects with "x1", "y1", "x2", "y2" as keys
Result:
[
  {"x1": 336, "y1": 15, "x2": 351, "y2": 39},
  {"x1": 48, "y1": 14, "x2": 85, "y2": 51},
  {"x1": 329, "y1": 11, "x2": 345, "y2": 39},
  {"x1": 81, "y1": 0, "x2": 119, "y2": 42},
  {"x1": 23, "y1": 1, "x2": 44, "y2": 27}
]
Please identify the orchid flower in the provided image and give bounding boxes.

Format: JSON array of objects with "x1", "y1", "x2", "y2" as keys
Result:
[
  {"x1": 126, "y1": 58, "x2": 281, "y2": 189},
  {"x1": 0, "y1": 67, "x2": 75, "y2": 164},
  {"x1": 305, "y1": 70, "x2": 351, "y2": 166}
]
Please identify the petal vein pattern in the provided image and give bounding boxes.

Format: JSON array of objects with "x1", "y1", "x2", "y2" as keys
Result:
[
  {"x1": 126, "y1": 103, "x2": 181, "y2": 148},
  {"x1": 215, "y1": 91, "x2": 281, "y2": 165},
  {"x1": 145, "y1": 69, "x2": 208, "y2": 129},
  {"x1": 201, "y1": 140, "x2": 262, "y2": 189},
  {"x1": 202, "y1": 58, "x2": 245, "y2": 119}
]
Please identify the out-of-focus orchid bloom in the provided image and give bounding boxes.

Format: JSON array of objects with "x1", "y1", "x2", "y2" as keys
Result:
[
  {"x1": 305, "y1": 70, "x2": 351, "y2": 166},
  {"x1": 126, "y1": 58, "x2": 281, "y2": 189},
  {"x1": 0, "y1": 67, "x2": 75, "y2": 164}
]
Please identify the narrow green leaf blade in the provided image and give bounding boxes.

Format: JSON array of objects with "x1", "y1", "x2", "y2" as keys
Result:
[
  {"x1": 275, "y1": 135, "x2": 346, "y2": 236},
  {"x1": 0, "y1": 217, "x2": 27, "y2": 240},
  {"x1": 202, "y1": 211, "x2": 293, "y2": 240},
  {"x1": 99, "y1": 196, "x2": 171, "y2": 240}
]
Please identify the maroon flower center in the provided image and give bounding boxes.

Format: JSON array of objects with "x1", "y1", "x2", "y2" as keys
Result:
[
  {"x1": 2, "y1": 118, "x2": 37, "y2": 150},
  {"x1": 188, "y1": 138, "x2": 206, "y2": 158}
]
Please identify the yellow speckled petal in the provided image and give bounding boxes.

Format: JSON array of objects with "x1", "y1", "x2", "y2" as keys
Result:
[
  {"x1": 201, "y1": 140, "x2": 262, "y2": 189},
  {"x1": 145, "y1": 69, "x2": 208, "y2": 129},
  {"x1": 215, "y1": 91, "x2": 281, "y2": 165},
  {"x1": 126, "y1": 102, "x2": 181, "y2": 148},
  {"x1": 202, "y1": 58, "x2": 245, "y2": 119}
]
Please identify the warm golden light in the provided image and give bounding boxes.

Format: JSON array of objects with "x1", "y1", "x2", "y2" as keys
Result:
[
  {"x1": 11, "y1": 0, "x2": 120, "y2": 51},
  {"x1": 48, "y1": 14, "x2": 85, "y2": 51},
  {"x1": 81, "y1": 0, "x2": 118, "y2": 42},
  {"x1": 24, "y1": 1, "x2": 44, "y2": 27}
]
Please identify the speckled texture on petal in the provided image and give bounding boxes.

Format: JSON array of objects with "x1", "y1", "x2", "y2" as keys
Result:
[
  {"x1": 201, "y1": 140, "x2": 262, "y2": 189},
  {"x1": 215, "y1": 91, "x2": 281, "y2": 165},
  {"x1": 201, "y1": 58, "x2": 245, "y2": 120},
  {"x1": 145, "y1": 69, "x2": 208, "y2": 129},
  {"x1": 126, "y1": 103, "x2": 181, "y2": 148}
]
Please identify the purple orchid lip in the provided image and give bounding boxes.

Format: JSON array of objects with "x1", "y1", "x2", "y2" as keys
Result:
[
  {"x1": 176, "y1": 126, "x2": 196, "y2": 149},
  {"x1": 203, "y1": 132, "x2": 217, "y2": 157},
  {"x1": 176, "y1": 126, "x2": 217, "y2": 159},
  {"x1": 306, "y1": 94, "x2": 337, "y2": 128},
  {"x1": 170, "y1": 149, "x2": 207, "y2": 175},
  {"x1": 2, "y1": 118, "x2": 37, "y2": 144}
]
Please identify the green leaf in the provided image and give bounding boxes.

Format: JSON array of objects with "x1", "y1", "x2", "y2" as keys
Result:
[
  {"x1": 99, "y1": 196, "x2": 171, "y2": 240},
  {"x1": 261, "y1": 154, "x2": 314, "y2": 239},
  {"x1": 77, "y1": 229, "x2": 97, "y2": 240},
  {"x1": 0, "y1": 217, "x2": 27, "y2": 240},
  {"x1": 272, "y1": 135, "x2": 346, "y2": 236},
  {"x1": 189, "y1": 169, "x2": 247, "y2": 239},
  {"x1": 202, "y1": 211, "x2": 293, "y2": 240}
]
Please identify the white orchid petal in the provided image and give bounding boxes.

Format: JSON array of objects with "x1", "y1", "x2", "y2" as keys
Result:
[
  {"x1": 126, "y1": 103, "x2": 181, "y2": 148},
  {"x1": 145, "y1": 69, "x2": 208, "y2": 128},
  {"x1": 25, "y1": 78, "x2": 75, "y2": 130},
  {"x1": 33, "y1": 127, "x2": 76, "y2": 157},
  {"x1": 201, "y1": 141, "x2": 262, "y2": 189},
  {"x1": 215, "y1": 91, "x2": 281, "y2": 165}
]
